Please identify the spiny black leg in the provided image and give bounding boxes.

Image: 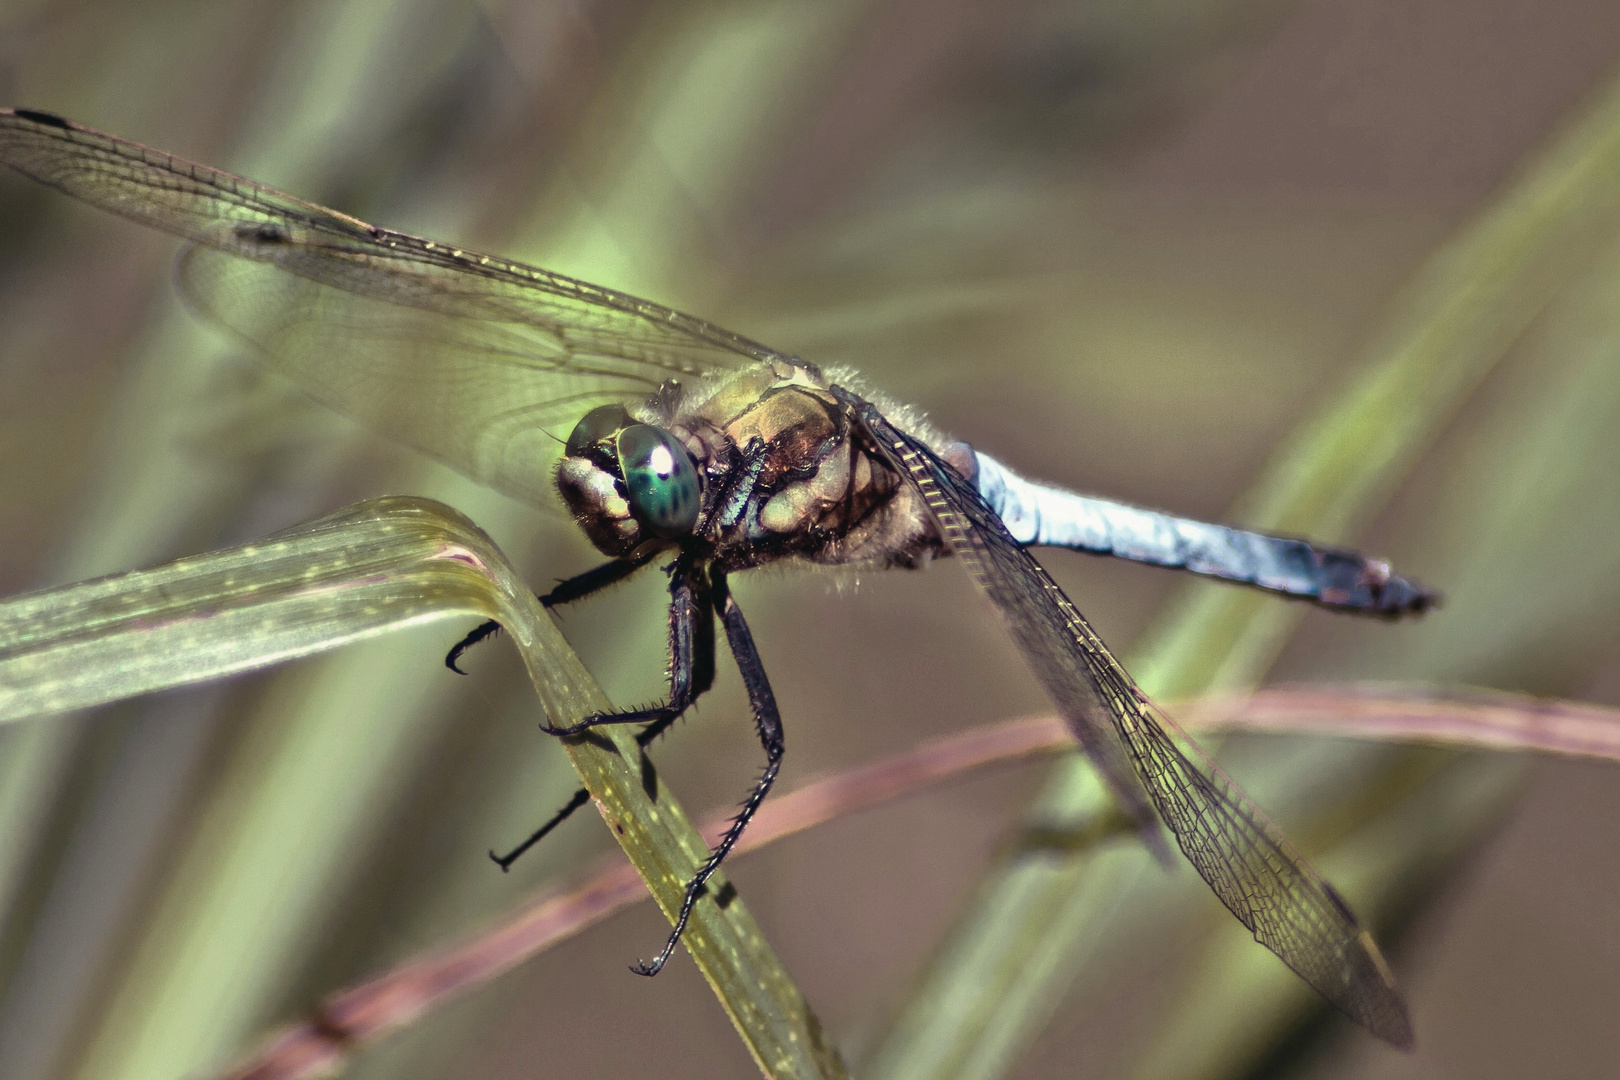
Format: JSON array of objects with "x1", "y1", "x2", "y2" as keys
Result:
[
  {"x1": 488, "y1": 711, "x2": 687, "y2": 870},
  {"x1": 540, "y1": 555, "x2": 655, "y2": 608},
  {"x1": 633, "y1": 569, "x2": 783, "y2": 977},
  {"x1": 490, "y1": 556, "x2": 718, "y2": 871},
  {"x1": 446, "y1": 556, "x2": 650, "y2": 673},
  {"x1": 539, "y1": 553, "x2": 716, "y2": 738}
]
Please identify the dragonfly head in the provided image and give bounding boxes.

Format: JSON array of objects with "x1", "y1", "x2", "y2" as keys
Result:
[{"x1": 556, "y1": 404, "x2": 705, "y2": 557}]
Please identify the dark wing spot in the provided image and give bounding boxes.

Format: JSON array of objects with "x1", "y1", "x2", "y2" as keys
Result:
[
  {"x1": 13, "y1": 109, "x2": 72, "y2": 129},
  {"x1": 234, "y1": 221, "x2": 287, "y2": 244},
  {"x1": 1321, "y1": 881, "x2": 1359, "y2": 923}
]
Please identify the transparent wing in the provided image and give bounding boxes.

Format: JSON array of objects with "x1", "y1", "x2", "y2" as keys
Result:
[
  {"x1": 0, "y1": 108, "x2": 777, "y2": 507},
  {"x1": 840, "y1": 388, "x2": 1414, "y2": 1048}
]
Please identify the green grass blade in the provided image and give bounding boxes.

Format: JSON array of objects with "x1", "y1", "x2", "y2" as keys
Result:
[
  {"x1": 0, "y1": 498, "x2": 504, "y2": 721},
  {"x1": 0, "y1": 495, "x2": 842, "y2": 1080}
]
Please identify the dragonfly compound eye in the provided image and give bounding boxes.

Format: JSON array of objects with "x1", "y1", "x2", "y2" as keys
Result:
[
  {"x1": 615, "y1": 424, "x2": 701, "y2": 538},
  {"x1": 566, "y1": 404, "x2": 634, "y2": 458}
]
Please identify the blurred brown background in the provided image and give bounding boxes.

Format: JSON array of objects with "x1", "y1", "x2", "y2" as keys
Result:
[{"x1": 2, "y1": 1, "x2": 1620, "y2": 1078}]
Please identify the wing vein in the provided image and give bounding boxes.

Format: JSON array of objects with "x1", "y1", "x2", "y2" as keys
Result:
[{"x1": 838, "y1": 387, "x2": 1413, "y2": 1047}]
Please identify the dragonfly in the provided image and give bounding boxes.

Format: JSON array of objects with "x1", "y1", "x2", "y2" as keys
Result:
[{"x1": 0, "y1": 108, "x2": 1432, "y2": 1046}]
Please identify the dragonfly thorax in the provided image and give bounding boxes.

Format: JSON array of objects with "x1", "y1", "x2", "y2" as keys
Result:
[{"x1": 555, "y1": 372, "x2": 943, "y2": 572}]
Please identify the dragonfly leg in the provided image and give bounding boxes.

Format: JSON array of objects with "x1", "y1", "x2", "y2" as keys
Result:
[
  {"x1": 489, "y1": 787, "x2": 591, "y2": 870},
  {"x1": 490, "y1": 712, "x2": 685, "y2": 869},
  {"x1": 539, "y1": 553, "x2": 716, "y2": 737},
  {"x1": 445, "y1": 556, "x2": 651, "y2": 673},
  {"x1": 491, "y1": 555, "x2": 716, "y2": 868},
  {"x1": 488, "y1": 712, "x2": 685, "y2": 870},
  {"x1": 632, "y1": 569, "x2": 783, "y2": 977},
  {"x1": 486, "y1": 712, "x2": 683, "y2": 874}
]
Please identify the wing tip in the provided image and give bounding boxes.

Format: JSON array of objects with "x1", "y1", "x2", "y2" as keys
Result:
[
  {"x1": 1357, "y1": 929, "x2": 1417, "y2": 1050},
  {"x1": 1316, "y1": 890, "x2": 1416, "y2": 1049},
  {"x1": 1353, "y1": 988, "x2": 1416, "y2": 1051},
  {"x1": 1377, "y1": 1008, "x2": 1418, "y2": 1052}
]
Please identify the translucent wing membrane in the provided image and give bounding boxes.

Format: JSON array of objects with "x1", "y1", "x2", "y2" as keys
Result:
[
  {"x1": 840, "y1": 388, "x2": 1414, "y2": 1048},
  {"x1": 0, "y1": 108, "x2": 773, "y2": 506}
]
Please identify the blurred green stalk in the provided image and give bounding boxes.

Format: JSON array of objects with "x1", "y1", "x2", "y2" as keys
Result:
[
  {"x1": 865, "y1": 54, "x2": 1620, "y2": 1080},
  {"x1": 9, "y1": 5, "x2": 879, "y2": 1080},
  {"x1": 0, "y1": 7, "x2": 465, "y2": 1077},
  {"x1": 1130, "y1": 205, "x2": 1620, "y2": 1077}
]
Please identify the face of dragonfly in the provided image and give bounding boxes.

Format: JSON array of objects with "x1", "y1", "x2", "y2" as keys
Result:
[{"x1": 556, "y1": 403, "x2": 705, "y2": 558}]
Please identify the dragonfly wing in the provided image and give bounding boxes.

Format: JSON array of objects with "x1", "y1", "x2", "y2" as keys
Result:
[
  {"x1": 840, "y1": 388, "x2": 1413, "y2": 1048},
  {"x1": 173, "y1": 243, "x2": 671, "y2": 507},
  {"x1": 0, "y1": 108, "x2": 776, "y2": 507}
]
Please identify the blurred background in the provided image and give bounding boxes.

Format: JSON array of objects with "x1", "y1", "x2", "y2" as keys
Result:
[{"x1": 3, "y1": 1, "x2": 1620, "y2": 1078}]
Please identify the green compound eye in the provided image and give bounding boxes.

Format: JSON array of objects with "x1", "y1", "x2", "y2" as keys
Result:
[
  {"x1": 566, "y1": 404, "x2": 633, "y2": 457},
  {"x1": 615, "y1": 424, "x2": 702, "y2": 538}
]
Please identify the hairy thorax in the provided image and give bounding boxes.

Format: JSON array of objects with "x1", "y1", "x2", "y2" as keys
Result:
[
  {"x1": 684, "y1": 361, "x2": 950, "y2": 570},
  {"x1": 557, "y1": 359, "x2": 952, "y2": 572}
]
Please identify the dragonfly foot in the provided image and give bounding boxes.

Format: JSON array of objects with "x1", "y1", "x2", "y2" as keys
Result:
[
  {"x1": 629, "y1": 955, "x2": 669, "y2": 978},
  {"x1": 444, "y1": 619, "x2": 502, "y2": 673},
  {"x1": 539, "y1": 709, "x2": 641, "y2": 737}
]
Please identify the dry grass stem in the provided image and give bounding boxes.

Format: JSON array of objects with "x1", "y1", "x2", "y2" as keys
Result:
[{"x1": 218, "y1": 683, "x2": 1619, "y2": 1079}]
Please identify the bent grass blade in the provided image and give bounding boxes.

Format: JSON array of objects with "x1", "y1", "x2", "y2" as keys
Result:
[
  {"x1": 0, "y1": 496, "x2": 844, "y2": 1080},
  {"x1": 0, "y1": 497, "x2": 513, "y2": 721}
]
